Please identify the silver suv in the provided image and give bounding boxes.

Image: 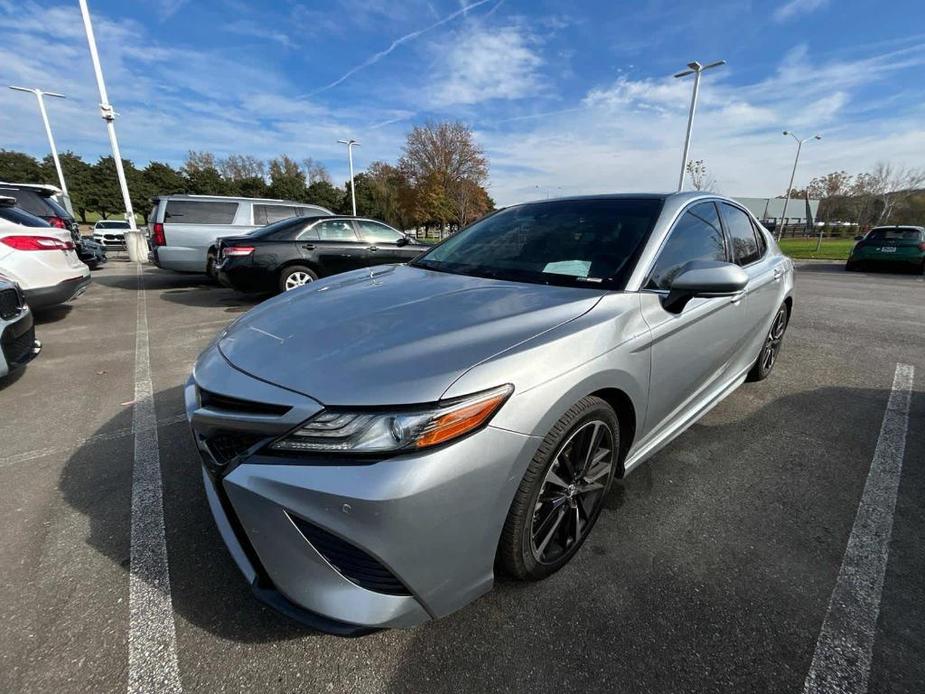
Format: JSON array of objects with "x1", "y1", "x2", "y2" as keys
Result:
[{"x1": 148, "y1": 195, "x2": 332, "y2": 273}]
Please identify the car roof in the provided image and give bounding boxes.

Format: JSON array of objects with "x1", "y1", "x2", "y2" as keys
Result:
[
  {"x1": 869, "y1": 225, "x2": 925, "y2": 232},
  {"x1": 0, "y1": 181, "x2": 61, "y2": 197},
  {"x1": 154, "y1": 193, "x2": 327, "y2": 206}
]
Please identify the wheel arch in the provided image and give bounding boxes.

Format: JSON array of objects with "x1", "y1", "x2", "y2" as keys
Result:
[{"x1": 588, "y1": 387, "x2": 637, "y2": 476}]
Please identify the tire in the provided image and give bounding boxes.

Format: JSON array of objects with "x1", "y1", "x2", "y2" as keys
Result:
[
  {"x1": 205, "y1": 250, "x2": 217, "y2": 280},
  {"x1": 278, "y1": 265, "x2": 318, "y2": 293},
  {"x1": 747, "y1": 302, "x2": 790, "y2": 382},
  {"x1": 497, "y1": 396, "x2": 619, "y2": 581},
  {"x1": 845, "y1": 261, "x2": 857, "y2": 271}
]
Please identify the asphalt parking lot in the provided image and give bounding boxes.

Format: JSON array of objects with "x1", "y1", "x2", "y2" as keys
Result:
[{"x1": 0, "y1": 259, "x2": 922, "y2": 693}]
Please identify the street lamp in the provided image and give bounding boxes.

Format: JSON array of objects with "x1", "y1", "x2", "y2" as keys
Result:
[
  {"x1": 777, "y1": 131, "x2": 822, "y2": 240},
  {"x1": 337, "y1": 138, "x2": 360, "y2": 216},
  {"x1": 77, "y1": 0, "x2": 145, "y2": 262},
  {"x1": 673, "y1": 59, "x2": 725, "y2": 191},
  {"x1": 9, "y1": 86, "x2": 69, "y2": 196},
  {"x1": 535, "y1": 185, "x2": 563, "y2": 200}
]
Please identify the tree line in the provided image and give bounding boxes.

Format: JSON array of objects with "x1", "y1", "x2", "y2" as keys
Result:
[
  {"x1": 0, "y1": 121, "x2": 494, "y2": 231},
  {"x1": 788, "y1": 163, "x2": 925, "y2": 229}
]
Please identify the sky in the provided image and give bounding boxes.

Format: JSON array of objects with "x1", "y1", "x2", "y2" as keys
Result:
[{"x1": 1, "y1": 0, "x2": 924, "y2": 206}]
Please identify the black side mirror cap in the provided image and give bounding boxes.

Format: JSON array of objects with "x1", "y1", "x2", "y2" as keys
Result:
[
  {"x1": 663, "y1": 260, "x2": 749, "y2": 314},
  {"x1": 396, "y1": 236, "x2": 410, "y2": 246}
]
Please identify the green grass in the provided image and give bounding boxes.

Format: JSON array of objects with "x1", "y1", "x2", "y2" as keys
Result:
[{"x1": 778, "y1": 238, "x2": 855, "y2": 260}]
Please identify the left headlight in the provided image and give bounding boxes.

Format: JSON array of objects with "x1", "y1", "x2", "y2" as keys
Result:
[{"x1": 270, "y1": 384, "x2": 514, "y2": 454}]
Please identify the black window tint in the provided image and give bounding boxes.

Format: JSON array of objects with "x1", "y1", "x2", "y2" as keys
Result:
[
  {"x1": 0, "y1": 189, "x2": 48, "y2": 216},
  {"x1": 866, "y1": 228, "x2": 924, "y2": 241},
  {"x1": 721, "y1": 204, "x2": 761, "y2": 265},
  {"x1": 753, "y1": 220, "x2": 767, "y2": 255},
  {"x1": 164, "y1": 200, "x2": 238, "y2": 224},
  {"x1": 648, "y1": 202, "x2": 726, "y2": 290},
  {"x1": 0, "y1": 207, "x2": 50, "y2": 227},
  {"x1": 314, "y1": 220, "x2": 358, "y2": 242},
  {"x1": 356, "y1": 220, "x2": 403, "y2": 243},
  {"x1": 254, "y1": 204, "x2": 298, "y2": 225}
]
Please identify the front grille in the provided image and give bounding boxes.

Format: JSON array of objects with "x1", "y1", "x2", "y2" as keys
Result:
[
  {"x1": 206, "y1": 431, "x2": 265, "y2": 468},
  {"x1": 2, "y1": 323, "x2": 35, "y2": 366},
  {"x1": 0, "y1": 288, "x2": 21, "y2": 320},
  {"x1": 289, "y1": 515, "x2": 411, "y2": 596},
  {"x1": 200, "y1": 388, "x2": 291, "y2": 416}
]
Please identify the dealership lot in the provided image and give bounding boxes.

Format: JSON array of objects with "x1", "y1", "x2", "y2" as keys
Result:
[{"x1": 0, "y1": 261, "x2": 923, "y2": 693}]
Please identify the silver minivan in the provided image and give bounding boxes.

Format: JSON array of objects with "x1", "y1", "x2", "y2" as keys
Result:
[{"x1": 148, "y1": 194, "x2": 332, "y2": 273}]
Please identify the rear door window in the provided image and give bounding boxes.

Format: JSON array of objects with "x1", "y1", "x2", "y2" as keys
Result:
[
  {"x1": 720, "y1": 204, "x2": 762, "y2": 265},
  {"x1": 164, "y1": 200, "x2": 238, "y2": 224},
  {"x1": 297, "y1": 207, "x2": 329, "y2": 219},
  {"x1": 355, "y1": 220, "x2": 404, "y2": 244},
  {"x1": 314, "y1": 220, "x2": 359, "y2": 242},
  {"x1": 647, "y1": 202, "x2": 727, "y2": 290},
  {"x1": 253, "y1": 204, "x2": 299, "y2": 226}
]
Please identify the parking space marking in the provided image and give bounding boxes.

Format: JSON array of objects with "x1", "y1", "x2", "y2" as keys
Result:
[
  {"x1": 128, "y1": 265, "x2": 182, "y2": 694},
  {"x1": 803, "y1": 362, "x2": 915, "y2": 694},
  {"x1": 0, "y1": 414, "x2": 186, "y2": 469}
]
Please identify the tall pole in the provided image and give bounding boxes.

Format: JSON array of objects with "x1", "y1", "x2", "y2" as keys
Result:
[
  {"x1": 674, "y1": 60, "x2": 725, "y2": 191},
  {"x1": 777, "y1": 131, "x2": 821, "y2": 241},
  {"x1": 337, "y1": 138, "x2": 360, "y2": 216},
  {"x1": 77, "y1": 0, "x2": 145, "y2": 262},
  {"x1": 8, "y1": 87, "x2": 68, "y2": 195}
]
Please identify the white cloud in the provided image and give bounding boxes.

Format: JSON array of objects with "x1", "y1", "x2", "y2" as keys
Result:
[
  {"x1": 429, "y1": 24, "x2": 544, "y2": 106},
  {"x1": 774, "y1": 0, "x2": 829, "y2": 22}
]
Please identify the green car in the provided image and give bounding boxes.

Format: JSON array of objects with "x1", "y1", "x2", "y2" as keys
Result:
[{"x1": 846, "y1": 226, "x2": 925, "y2": 273}]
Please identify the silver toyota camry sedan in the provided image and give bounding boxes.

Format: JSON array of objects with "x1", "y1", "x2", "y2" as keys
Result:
[{"x1": 186, "y1": 192, "x2": 794, "y2": 634}]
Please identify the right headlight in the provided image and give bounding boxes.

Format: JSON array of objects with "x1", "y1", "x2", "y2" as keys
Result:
[{"x1": 270, "y1": 384, "x2": 514, "y2": 454}]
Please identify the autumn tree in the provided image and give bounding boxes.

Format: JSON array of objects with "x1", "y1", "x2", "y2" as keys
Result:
[
  {"x1": 399, "y1": 121, "x2": 489, "y2": 228},
  {"x1": 267, "y1": 155, "x2": 307, "y2": 201},
  {"x1": 302, "y1": 157, "x2": 331, "y2": 184}
]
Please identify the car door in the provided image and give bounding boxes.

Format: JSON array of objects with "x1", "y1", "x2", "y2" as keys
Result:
[
  {"x1": 304, "y1": 219, "x2": 367, "y2": 276},
  {"x1": 718, "y1": 202, "x2": 786, "y2": 371},
  {"x1": 637, "y1": 200, "x2": 752, "y2": 439},
  {"x1": 353, "y1": 219, "x2": 416, "y2": 266}
]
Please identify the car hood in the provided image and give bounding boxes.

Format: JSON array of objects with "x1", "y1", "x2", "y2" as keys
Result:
[{"x1": 217, "y1": 264, "x2": 605, "y2": 405}]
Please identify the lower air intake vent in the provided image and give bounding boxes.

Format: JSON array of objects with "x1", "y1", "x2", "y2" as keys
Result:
[
  {"x1": 289, "y1": 515, "x2": 410, "y2": 596},
  {"x1": 0, "y1": 288, "x2": 21, "y2": 320},
  {"x1": 206, "y1": 431, "x2": 264, "y2": 468}
]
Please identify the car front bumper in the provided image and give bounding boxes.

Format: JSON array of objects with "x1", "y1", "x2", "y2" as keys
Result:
[
  {"x1": 0, "y1": 307, "x2": 40, "y2": 377},
  {"x1": 185, "y1": 346, "x2": 541, "y2": 630}
]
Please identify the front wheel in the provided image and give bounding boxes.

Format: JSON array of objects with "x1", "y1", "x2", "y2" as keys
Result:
[
  {"x1": 747, "y1": 302, "x2": 790, "y2": 382},
  {"x1": 497, "y1": 396, "x2": 619, "y2": 581}
]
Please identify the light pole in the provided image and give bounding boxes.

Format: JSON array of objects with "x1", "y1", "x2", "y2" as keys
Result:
[
  {"x1": 77, "y1": 0, "x2": 145, "y2": 262},
  {"x1": 337, "y1": 138, "x2": 360, "y2": 216},
  {"x1": 535, "y1": 185, "x2": 563, "y2": 200},
  {"x1": 673, "y1": 59, "x2": 725, "y2": 191},
  {"x1": 777, "y1": 131, "x2": 821, "y2": 241},
  {"x1": 9, "y1": 86, "x2": 69, "y2": 196}
]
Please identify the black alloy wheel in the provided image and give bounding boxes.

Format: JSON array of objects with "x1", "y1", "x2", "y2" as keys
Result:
[
  {"x1": 498, "y1": 396, "x2": 619, "y2": 580},
  {"x1": 747, "y1": 303, "x2": 789, "y2": 381}
]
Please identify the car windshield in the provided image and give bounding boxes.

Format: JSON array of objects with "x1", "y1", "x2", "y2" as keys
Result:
[
  {"x1": 866, "y1": 228, "x2": 922, "y2": 241},
  {"x1": 411, "y1": 198, "x2": 663, "y2": 289},
  {"x1": 97, "y1": 221, "x2": 129, "y2": 229}
]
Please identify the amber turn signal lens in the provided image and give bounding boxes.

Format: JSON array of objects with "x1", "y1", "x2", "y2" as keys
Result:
[{"x1": 416, "y1": 385, "x2": 513, "y2": 448}]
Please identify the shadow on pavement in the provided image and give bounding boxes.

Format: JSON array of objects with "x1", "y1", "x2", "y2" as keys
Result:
[
  {"x1": 91, "y1": 269, "x2": 266, "y2": 311},
  {"x1": 56, "y1": 380, "x2": 923, "y2": 691}
]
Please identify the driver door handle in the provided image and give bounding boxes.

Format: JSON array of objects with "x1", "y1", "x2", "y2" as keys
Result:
[
  {"x1": 302, "y1": 243, "x2": 315, "y2": 250},
  {"x1": 367, "y1": 245, "x2": 379, "y2": 252}
]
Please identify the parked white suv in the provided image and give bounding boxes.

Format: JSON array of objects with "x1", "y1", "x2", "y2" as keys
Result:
[
  {"x1": 148, "y1": 195, "x2": 332, "y2": 274},
  {"x1": 0, "y1": 218, "x2": 91, "y2": 310},
  {"x1": 92, "y1": 219, "x2": 130, "y2": 249}
]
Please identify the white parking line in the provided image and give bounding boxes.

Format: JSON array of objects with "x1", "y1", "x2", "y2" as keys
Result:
[
  {"x1": 128, "y1": 265, "x2": 182, "y2": 694},
  {"x1": 803, "y1": 362, "x2": 915, "y2": 694}
]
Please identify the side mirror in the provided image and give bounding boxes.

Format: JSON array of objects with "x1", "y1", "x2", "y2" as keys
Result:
[
  {"x1": 663, "y1": 260, "x2": 748, "y2": 314},
  {"x1": 854, "y1": 234, "x2": 864, "y2": 241},
  {"x1": 396, "y1": 236, "x2": 410, "y2": 247}
]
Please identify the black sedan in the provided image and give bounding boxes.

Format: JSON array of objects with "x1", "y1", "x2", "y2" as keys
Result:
[{"x1": 215, "y1": 216, "x2": 429, "y2": 293}]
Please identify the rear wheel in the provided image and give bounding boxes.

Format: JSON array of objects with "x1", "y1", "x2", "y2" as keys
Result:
[
  {"x1": 747, "y1": 303, "x2": 789, "y2": 382},
  {"x1": 498, "y1": 396, "x2": 619, "y2": 581},
  {"x1": 279, "y1": 265, "x2": 318, "y2": 293},
  {"x1": 205, "y1": 249, "x2": 217, "y2": 280}
]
